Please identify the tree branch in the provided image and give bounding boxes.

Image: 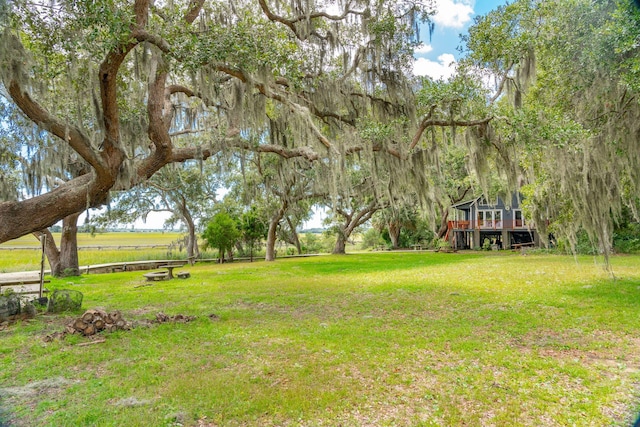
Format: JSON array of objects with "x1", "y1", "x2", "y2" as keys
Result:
[
  {"x1": 131, "y1": 29, "x2": 170, "y2": 53},
  {"x1": 234, "y1": 140, "x2": 321, "y2": 161},
  {"x1": 258, "y1": 0, "x2": 364, "y2": 39},
  {"x1": 410, "y1": 115, "x2": 493, "y2": 151},
  {"x1": 184, "y1": 0, "x2": 205, "y2": 24},
  {"x1": 98, "y1": 0, "x2": 152, "y2": 156},
  {"x1": 6, "y1": 80, "x2": 107, "y2": 175},
  {"x1": 489, "y1": 65, "x2": 513, "y2": 105}
]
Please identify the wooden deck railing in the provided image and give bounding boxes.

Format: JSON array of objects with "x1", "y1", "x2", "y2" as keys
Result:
[{"x1": 448, "y1": 220, "x2": 533, "y2": 230}]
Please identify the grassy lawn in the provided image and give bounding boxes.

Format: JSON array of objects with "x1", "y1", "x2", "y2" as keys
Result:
[{"x1": 1, "y1": 252, "x2": 640, "y2": 426}]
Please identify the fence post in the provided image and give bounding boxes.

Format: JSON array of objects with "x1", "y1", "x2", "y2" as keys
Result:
[{"x1": 39, "y1": 234, "x2": 46, "y2": 298}]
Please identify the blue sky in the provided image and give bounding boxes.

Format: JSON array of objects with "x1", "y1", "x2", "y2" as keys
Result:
[{"x1": 413, "y1": 0, "x2": 508, "y2": 79}]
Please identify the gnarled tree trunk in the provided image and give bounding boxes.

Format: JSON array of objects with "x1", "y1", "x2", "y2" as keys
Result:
[
  {"x1": 33, "y1": 228, "x2": 62, "y2": 277},
  {"x1": 181, "y1": 205, "x2": 199, "y2": 264},
  {"x1": 388, "y1": 221, "x2": 401, "y2": 249},
  {"x1": 32, "y1": 212, "x2": 82, "y2": 277},
  {"x1": 285, "y1": 216, "x2": 302, "y2": 254},
  {"x1": 265, "y1": 202, "x2": 287, "y2": 261},
  {"x1": 59, "y1": 212, "x2": 81, "y2": 276},
  {"x1": 265, "y1": 217, "x2": 280, "y2": 261},
  {"x1": 332, "y1": 201, "x2": 381, "y2": 255},
  {"x1": 437, "y1": 207, "x2": 449, "y2": 239},
  {"x1": 332, "y1": 232, "x2": 347, "y2": 254}
]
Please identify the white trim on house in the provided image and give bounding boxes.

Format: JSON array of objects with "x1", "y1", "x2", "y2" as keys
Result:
[
  {"x1": 477, "y1": 209, "x2": 503, "y2": 229},
  {"x1": 513, "y1": 209, "x2": 526, "y2": 228}
]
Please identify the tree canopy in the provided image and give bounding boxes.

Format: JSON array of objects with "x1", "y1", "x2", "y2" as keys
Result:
[
  {"x1": 0, "y1": 0, "x2": 444, "y2": 242},
  {"x1": 202, "y1": 211, "x2": 241, "y2": 263},
  {"x1": 461, "y1": 0, "x2": 640, "y2": 259},
  {"x1": 1, "y1": 0, "x2": 639, "y2": 260}
]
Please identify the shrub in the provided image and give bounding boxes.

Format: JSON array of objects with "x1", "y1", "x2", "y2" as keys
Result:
[
  {"x1": 202, "y1": 212, "x2": 241, "y2": 263},
  {"x1": 613, "y1": 223, "x2": 640, "y2": 253},
  {"x1": 435, "y1": 238, "x2": 451, "y2": 252},
  {"x1": 360, "y1": 228, "x2": 385, "y2": 250},
  {"x1": 482, "y1": 238, "x2": 492, "y2": 251}
]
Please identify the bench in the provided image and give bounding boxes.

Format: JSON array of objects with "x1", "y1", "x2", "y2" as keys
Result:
[
  {"x1": 512, "y1": 242, "x2": 535, "y2": 253},
  {"x1": 0, "y1": 279, "x2": 50, "y2": 296},
  {"x1": 142, "y1": 271, "x2": 190, "y2": 281},
  {"x1": 143, "y1": 272, "x2": 170, "y2": 281}
]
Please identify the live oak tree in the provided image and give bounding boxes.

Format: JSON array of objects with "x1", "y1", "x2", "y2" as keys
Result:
[
  {"x1": 259, "y1": 156, "x2": 323, "y2": 261},
  {"x1": 324, "y1": 162, "x2": 386, "y2": 254},
  {"x1": 13, "y1": 0, "x2": 631, "y2": 263},
  {"x1": 462, "y1": 0, "x2": 640, "y2": 262},
  {"x1": 0, "y1": 0, "x2": 436, "y2": 241}
]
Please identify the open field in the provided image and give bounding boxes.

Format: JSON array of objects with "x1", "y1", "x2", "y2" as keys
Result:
[
  {"x1": 1, "y1": 252, "x2": 640, "y2": 426},
  {"x1": 0, "y1": 231, "x2": 185, "y2": 248},
  {"x1": 0, "y1": 231, "x2": 352, "y2": 273},
  {"x1": 0, "y1": 232, "x2": 188, "y2": 273}
]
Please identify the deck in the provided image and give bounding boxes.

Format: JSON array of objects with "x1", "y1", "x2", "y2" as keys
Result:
[{"x1": 447, "y1": 220, "x2": 531, "y2": 231}]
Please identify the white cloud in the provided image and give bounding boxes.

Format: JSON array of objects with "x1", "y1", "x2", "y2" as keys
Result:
[
  {"x1": 432, "y1": 0, "x2": 474, "y2": 29},
  {"x1": 414, "y1": 44, "x2": 434, "y2": 55},
  {"x1": 413, "y1": 53, "x2": 457, "y2": 80}
]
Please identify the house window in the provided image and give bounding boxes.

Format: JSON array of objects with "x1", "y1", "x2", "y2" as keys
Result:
[
  {"x1": 514, "y1": 210, "x2": 526, "y2": 228},
  {"x1": 478, "y1": 210, "x2": 503, "y2": 228}
]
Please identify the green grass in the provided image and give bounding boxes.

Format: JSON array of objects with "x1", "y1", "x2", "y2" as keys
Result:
[
  {"x1": 0, "y1": 232, "x2": 187, "y2": 273},
  {"x1": 1, "y1": 252, "x2": 640, "y2": 426}
]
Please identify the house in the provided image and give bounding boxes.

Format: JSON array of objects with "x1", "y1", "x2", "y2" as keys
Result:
[{"x1": 446, "y1": 194, "x2": 539, "y2": 250}]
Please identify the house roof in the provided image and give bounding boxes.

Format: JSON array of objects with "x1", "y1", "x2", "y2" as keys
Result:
[{"x1": 450, "y1": 197, "x2": 481, "y2": 210}]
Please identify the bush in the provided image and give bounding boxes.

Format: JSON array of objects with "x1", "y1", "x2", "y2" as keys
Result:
[
  {"x1": 360, "y1": 228, "x2": 385, "y2": 250},
  {"x1": 482, "y1": 238, "x2": 492, "y2": 251},
  {"x1": 202, "y1": 212, "x2": 241, "y2": 262},
  {"x1": 613, "y1": 223, "x2": 640, "y2": 253},
  {"x1": 47, "y1": 290, "x2": 83, "y2": 313},
  {"x1": 434, "y1": 238, "x2": 451, "y2": 252},
  {"x1": 301, "y1": 233, "x2": 324, "y2": 254}
]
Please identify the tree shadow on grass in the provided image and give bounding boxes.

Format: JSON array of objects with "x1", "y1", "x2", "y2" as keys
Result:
[
  {"x1": 290, "y1": 252, "x2": 482, "y2": 275},
  {"x1": 560, "y1": 278, "x2": 640, "y2": 309}
]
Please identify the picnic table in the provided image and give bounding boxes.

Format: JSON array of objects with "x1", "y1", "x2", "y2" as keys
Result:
[
  {"x1": 411, "y1": 244, "x2": 422, "y2": 251},
  {"x1": 157, "y1": 262, "x2": 187, "y2": 279},
  {"x1": 142, "y1": 262, "x2": 189, "y2": 281}
]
